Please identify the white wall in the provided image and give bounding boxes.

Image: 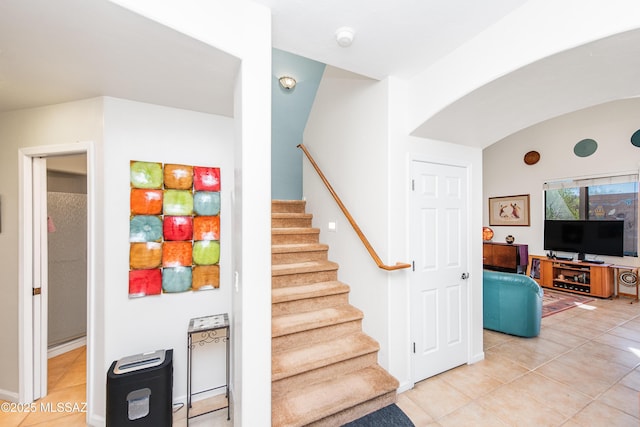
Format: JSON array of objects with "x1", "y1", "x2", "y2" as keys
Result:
[
  {"x1": 99, "y1": 97, "x2": 234, "y2": 417},
  {"x1": 0, "y1": 98, "x2": 104, "y2": 401},
  {"x1": 483, "y1": 98, "x2": 640, "y2": 267},
  {"x1": 109, "y1": 2, "x2": 273, "y2": 425},
  {"x1": 303, "y1": 68, "x2": 393, "y2": 366},
  {"x1": 387, "y1": 77, "x2": 485, "y2": 391},
  {"x1": 304, "y1": 71, "x2": 485, "y2": 393}
]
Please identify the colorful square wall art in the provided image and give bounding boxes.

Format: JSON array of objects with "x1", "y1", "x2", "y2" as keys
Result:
[{"x1": 129, "y1": 161, "x2": 221, "y2": 298}]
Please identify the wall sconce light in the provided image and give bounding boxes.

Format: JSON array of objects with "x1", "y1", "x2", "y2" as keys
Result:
[{"x1": 279, "y1": 76, "x2": 296, "y2": 90}]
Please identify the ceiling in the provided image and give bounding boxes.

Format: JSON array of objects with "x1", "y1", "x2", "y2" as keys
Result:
[
  {"x1": 254, "y1": 0, "x2": 528, "y2": 80},
  {"x1": 0, "y1": 0, "x2": 530, "y2": 116},
  {"x1": 2, "y1": 0, "x2": 639, "y2": 148},
  {"x1": 411, "y1": 29, "x2": 640, "y2": 147},
  {"x1": 0, "y1": 0, "x2": 239, "y2": 116}
]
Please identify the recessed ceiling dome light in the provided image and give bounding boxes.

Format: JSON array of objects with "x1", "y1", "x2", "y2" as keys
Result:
[{"x1": 335, "y1": 27, "x2": 355, "y2": 47}]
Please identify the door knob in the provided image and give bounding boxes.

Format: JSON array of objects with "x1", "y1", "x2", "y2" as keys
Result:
[{"x1": 461, "y1": 272, "x2": 470, "y2": 280}]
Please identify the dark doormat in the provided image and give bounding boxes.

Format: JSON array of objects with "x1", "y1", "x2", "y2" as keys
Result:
[{"x1": 342, "y1": 404, "x2": 415, "y2": 427}]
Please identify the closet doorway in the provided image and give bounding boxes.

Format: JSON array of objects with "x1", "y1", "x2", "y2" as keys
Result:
[
  {"x1": 46, "y1": 154, "x2": 88, "y2": 354},
  {"x1": 19, "y1": 143, "x2": 93, "y2": 409}
]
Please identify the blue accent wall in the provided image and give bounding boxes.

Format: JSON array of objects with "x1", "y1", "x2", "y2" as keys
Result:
[{"x1": 272, "y1": 49, "x2": 325, "y2": 200}]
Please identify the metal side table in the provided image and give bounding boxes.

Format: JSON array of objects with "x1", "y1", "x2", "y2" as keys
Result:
[{"x1": 187, "y1": 313, "x2": 230, "y2": 424}]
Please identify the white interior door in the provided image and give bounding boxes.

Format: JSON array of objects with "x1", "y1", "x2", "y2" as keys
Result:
[
  {"x1": 32, "y1": 157, "x2": 48, "y2": 400},
  {"x1": 411, "y1": 160, "x2": 469, "y2": 382}
]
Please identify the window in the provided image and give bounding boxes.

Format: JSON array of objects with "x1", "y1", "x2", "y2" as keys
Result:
[{"x1": 544, "y1": 174, "x2": 638, "y2": 257}]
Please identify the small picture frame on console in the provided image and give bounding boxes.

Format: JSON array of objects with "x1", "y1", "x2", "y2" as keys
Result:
[{"x1": 489, "y1": 194, "x2": 530, "y2": 226}]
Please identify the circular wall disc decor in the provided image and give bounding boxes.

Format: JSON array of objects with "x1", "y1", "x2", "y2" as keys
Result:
[
  {"x1": 524, "y1": 151, "x2": 540, "y2": 165},
  {"x1": 573, "y1": 138, "x2": 598, "y2": 157},
  {"x1": 631, "y1": 129, "x2": 640, "y2": 147},
  {"x1": 619, "y1": 270, "x2": 638, "y2": 288}
]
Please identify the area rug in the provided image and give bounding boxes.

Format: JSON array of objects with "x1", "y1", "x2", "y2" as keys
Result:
[
  {"x1": 342, "y1": 404, "x2": 415, "y2": 427},
  {"x1": 542, "y1": 289, "x2": 594, "y2": 317}
]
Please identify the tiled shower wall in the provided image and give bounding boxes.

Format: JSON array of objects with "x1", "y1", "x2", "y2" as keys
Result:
[{"x1": 47, "y1": 171, "x2": 87, "y2": 347}]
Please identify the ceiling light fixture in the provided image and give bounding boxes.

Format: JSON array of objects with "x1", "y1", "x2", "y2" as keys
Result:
[
  {"x1": 278, "y1": 76, "x2": 296, "y2": 90},
  {"x1": 335, "y1": 27, "x2": 355, "y2": 47}
]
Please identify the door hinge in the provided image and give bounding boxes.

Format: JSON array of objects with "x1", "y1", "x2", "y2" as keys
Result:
[
  {"x1": 412, "y1": 261, "x2": 415, "y2": 271},
  {"x1": 32, "y1": 288, "x2": 41, "y2": 296},
  {"x1": 411, "y1": 179, "x2": 415, "y2": 191},
  {"x1": 413, "y1": 342, "x2": 416, "y2": 353}
]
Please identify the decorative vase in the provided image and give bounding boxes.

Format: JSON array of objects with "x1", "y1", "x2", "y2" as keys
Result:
[{"x1": 505, "y1": 235, "x2": 515, "y2": 244}]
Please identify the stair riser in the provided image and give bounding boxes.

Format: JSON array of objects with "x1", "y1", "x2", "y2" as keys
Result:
[
  {"x1": 272, "y1": 353, "x2": 378, "y2": 400},
  {"x1": 306, "y1": 391, "x2": 397, "y2": 427},
  {"x1": 272, "y1": 270, "x2": 339, "y2": 288},
  {"x1": 272, "y1": 217, "x2": 313, "y2": 228},
  {"x1": 272, "y1": 232, "x2": 319, "y2": 245},
  {"x1": 272, "y1": 320, "x2": 362, "y2": 353},
  {"x1": 272, "y1": 293, "x2": 349, "y2": 317},
  {"x1": 272, "y1": 201, "x2": 306, "y2": 214},
  {"x1": 272, "y1": 250, "x2": 328, "y2": 265}
]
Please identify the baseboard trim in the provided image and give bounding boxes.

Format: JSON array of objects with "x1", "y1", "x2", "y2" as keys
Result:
[
  {"x1": 469, "y1": 351, "x2": 485, "y2": 365},
  {"x1": 0, "y1": 389, "x2": 19, "y2": 402},
  {"x1": 397, "y1": 380, "x2": 414, "y2": 394},
  {"x1": 48, "y1": 336, "x2": 87, "y2": 359}
]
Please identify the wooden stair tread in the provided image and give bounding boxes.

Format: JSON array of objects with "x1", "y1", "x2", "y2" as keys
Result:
[
  {"x1": 272, "y1": 365, "x2": 399, "y2": 427},
  {"x1": 272, "y1": 281, "x2": 349, "y2": 304},
  {"x1": 272, "y1": 305, "x2": 362, "y2": 338},
  {"x1": 272, "y1": 212, "x2": 313, "y2": 219},
  {"x1": 272, "y1": 332, "x2": 379, "y2": 380},
  {"x1": 272, "y1": 243, "x2": 328, "y2": 253},
  {"x1": 272, "y1": 260, "x2": 338, "y2": 277},
  {"x1": 270, "y1": 199, "x2": 399, "y2": 427},
  {"x1": 272, "y1": 227, "x2": 320, "y2": 235}
]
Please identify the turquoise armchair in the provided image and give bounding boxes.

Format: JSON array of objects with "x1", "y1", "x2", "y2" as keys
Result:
[{"x1": 483, "y1": 270, "x2": 543, "y2": 337}]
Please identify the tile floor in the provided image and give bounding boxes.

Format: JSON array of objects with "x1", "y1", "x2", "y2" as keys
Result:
[
  {"x1": 397, "y1": 294, "x2": 640, "y2": 426},
  {"x1": 2, "y1": 294, "x2": 639, "y2": 426},
  {"x1": 0, "y1": 346, "x2": 87, "y2": 426}
]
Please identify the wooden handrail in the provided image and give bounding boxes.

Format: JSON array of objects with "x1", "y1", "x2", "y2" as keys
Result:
[{"x1": 298, "y1": 144, "x2": 411, "y2": 271}]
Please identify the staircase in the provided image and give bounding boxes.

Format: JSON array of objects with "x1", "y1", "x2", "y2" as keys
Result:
[{"x1": 271, "y1": 200, "x2": 399, "y2": 427}]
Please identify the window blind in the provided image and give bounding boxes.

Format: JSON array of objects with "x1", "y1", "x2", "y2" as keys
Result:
[{"x1": 544, "y1": 173, "x2": 639, "y2": 190}]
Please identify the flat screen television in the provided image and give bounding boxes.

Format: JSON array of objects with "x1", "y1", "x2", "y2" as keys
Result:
[{"x1": 544, "y1": 219, "x2": 624, "y2": 260}]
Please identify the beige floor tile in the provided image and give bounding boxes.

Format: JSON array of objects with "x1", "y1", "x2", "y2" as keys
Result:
[
  {"x1": 573, "y1": 309, "x2": 613, "y2": 323},
  {"x1": 475, "y1": 383, "x2": 567, "y2": 426},
  {"x1": 620, "y1": 369, "x2": 640, "y2": 391},
  {"x1": 21, "y1": 383, "x2": 86, "y2": 426},
  {"x1": 598, "y1": 383, "x2": 640, "y2": 419},
  {"x1": 609, "y1": 324, "x2": 640, "y2": 342},
  {"x1": 460, "y1": 354, "x2": 529, "y2": 384},
  {"x1": 405, "y1": 376, "x2": 472, "y2": 420},
  {"x1": 396, "y1": 393, "x2": 434, "y2": 427},
  {"x1": 535, "y1": 358, "x2": 618, "y2": 399},
  {"x1": 579, "y1": 338, "x2": 640, "y2": 369},
  {"x1": 28, "y1": 411, "x2": 88, "y2": 426},
  {"x1": 482, "y1": 329, "x2": 514, "y2": 349},
  {"x1": 509, "y1": 372, "x2": 591, "y2": 418},
  {"x1": 0, "y1": 403, "x2": 29, "y2": 427},
  {"x1": 437, "y1": 402, "x2": 509, "y2": 427},
  {"x1": 543, "y1": 319, "x2": 604, "y2": 339},
  {"x1": 489, "y1": 336, "x2": 569, "y2": 370},
  {"x1": 438, "y1": 364, "x2": 504, "y2": 399},
  {"x1": 47, "y1": 347, "x2": 85, "y2": 391},
  {"x1": 538, "y1": 325, "x2": 589, "y2": 348},
  {"x1": 569, "y1": 401, "x2": 639, "y2": 426}
]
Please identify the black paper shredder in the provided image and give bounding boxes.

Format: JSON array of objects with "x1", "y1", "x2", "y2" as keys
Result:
[{"x1": 106, "y1": 349, "x2": 173, "y2": 426}]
